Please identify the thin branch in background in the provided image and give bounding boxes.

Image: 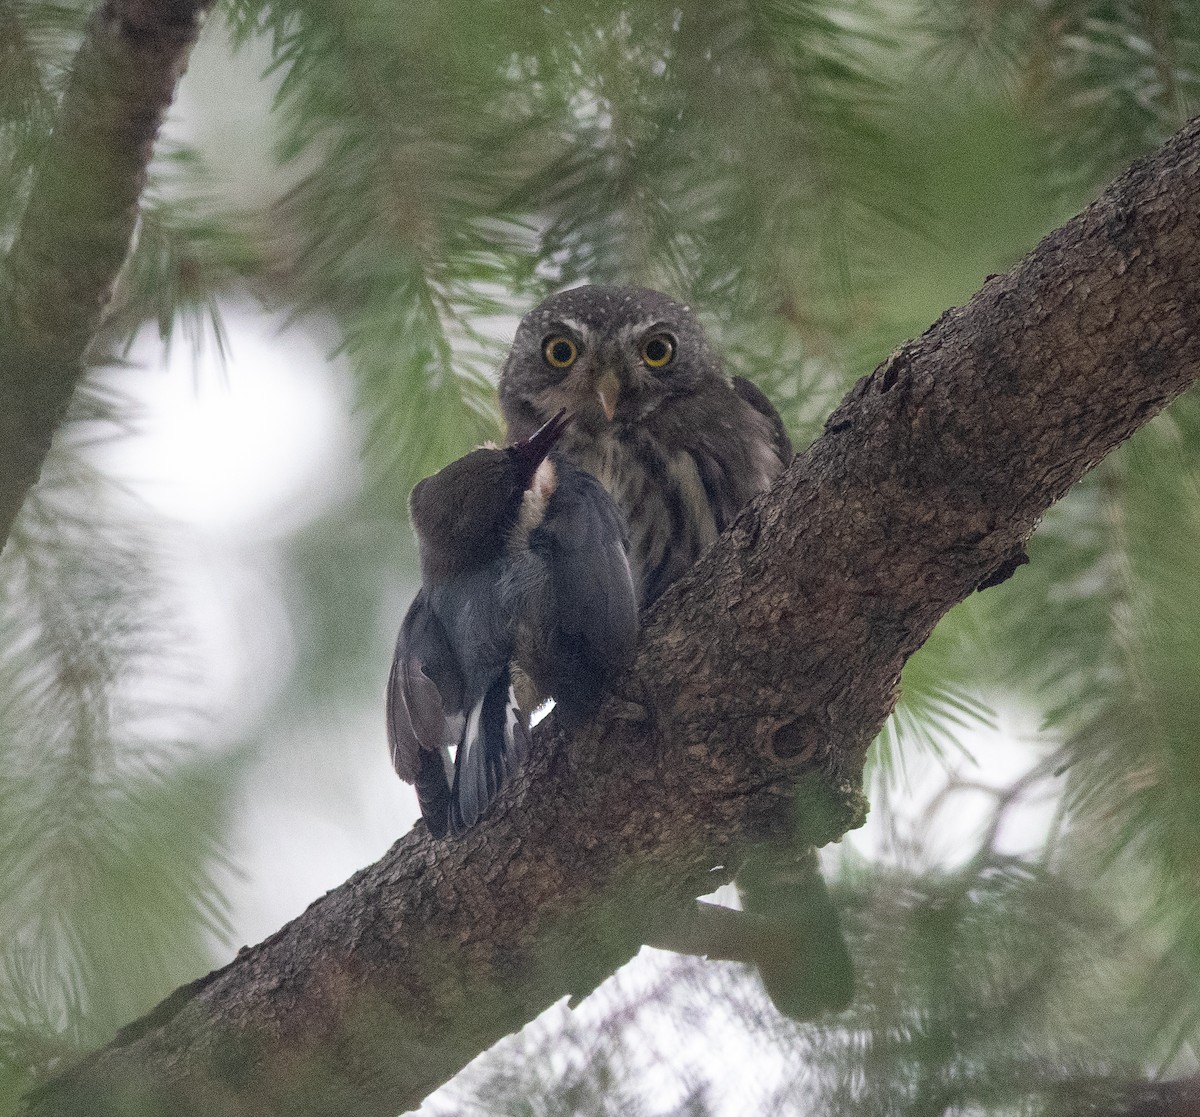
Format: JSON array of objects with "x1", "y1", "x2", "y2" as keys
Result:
[{"x1": 0, "y1": 0, "x2": 218, "y2": 551}]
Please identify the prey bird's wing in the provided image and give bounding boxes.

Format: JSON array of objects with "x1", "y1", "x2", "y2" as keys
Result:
[
  {"x1": 387, "y1": 589, "x2": 463, "y2": 838},
  {"x1": 527, "y1": 462, "x2": 639, "y2": 726}
]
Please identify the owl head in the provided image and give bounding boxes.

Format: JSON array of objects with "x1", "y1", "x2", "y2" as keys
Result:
[{"x1": 498, "y1": 285, "x2": 726, "y2": 439}]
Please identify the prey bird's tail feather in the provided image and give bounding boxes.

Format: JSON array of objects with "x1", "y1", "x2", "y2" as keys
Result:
[
  {"x1": 450, "y1": 666, "x2": 529, "y2": 834},
  {"x1": 413, "y1": 747, "x2": 455, "y2": 840}
]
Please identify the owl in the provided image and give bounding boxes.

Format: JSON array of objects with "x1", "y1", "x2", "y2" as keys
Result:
[
  {"x1": 497, "y1": 289, "x2": 832, "y2": 1009},
  {"x1": 499, "y1": 286, "x2": 792, "y2": 606}
]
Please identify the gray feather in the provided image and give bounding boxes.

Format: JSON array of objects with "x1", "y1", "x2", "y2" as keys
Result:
[
  {"x1": 515, "y1": 459, "x2": 639, "y2": 725},
  {"x1": 732, "y1": 374, "x2": 794, "y2": 464},
  {"x1": 450, "y1": 669, "x2": 528, "y2": 834},
  {"x1": 387, "y1": 590, "x2": 464, "y2": 837}
]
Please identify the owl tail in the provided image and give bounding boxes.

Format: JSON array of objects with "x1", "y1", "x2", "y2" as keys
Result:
[{"x1": 449, "y1": 665, "x2": 529, "y2": 834}]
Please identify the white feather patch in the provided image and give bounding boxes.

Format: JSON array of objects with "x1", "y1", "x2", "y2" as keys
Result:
[{"x1": 510, "y1": 457, "x2": 557, "y2": 552}]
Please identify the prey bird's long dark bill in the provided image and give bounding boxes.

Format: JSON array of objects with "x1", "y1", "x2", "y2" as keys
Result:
[{"x1": 510, "y1": 408, "x2": 572, "y2": 487}]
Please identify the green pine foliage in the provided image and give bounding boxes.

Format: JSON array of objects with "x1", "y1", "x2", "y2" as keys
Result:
[
  {"x1": 919, "y1": 0, "x2": 1199, "y2": 191},
  {"x1": 0, "y1": 390, "x2": 238, "y2": 1111},
  {"x1": 803, "y1": 858, "x2": 1198, "y2": 1116},
  {"x1": 108, "y1": 149, "x2": 263, "y2": 363},
  {"x1": 2, "y1": 0, "x2": 1200, "y2": 1112}
]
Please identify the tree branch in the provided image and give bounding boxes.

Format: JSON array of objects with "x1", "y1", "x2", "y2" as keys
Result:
[
  {"x1": 0, "y1": 0, "x2": 216, "y2": 551},
  {"x1": 21, "y1": 117, "x2": 1200, "y2": 1117},
  {"x1": 1050, "y1": 1073, "x2": 1200, "y2": 1117}
]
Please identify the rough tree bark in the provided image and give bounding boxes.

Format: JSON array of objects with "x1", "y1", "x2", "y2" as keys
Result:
[
  {"x1": 1059, "y1": 1073, "x2": 1200, "y2": 1117},
  {"x1": 17, "y1": 116, "x2": 1200, "y2": 1117},
  {"x1": 0, "y1": 0, "x2": 216, "y2": 551}
]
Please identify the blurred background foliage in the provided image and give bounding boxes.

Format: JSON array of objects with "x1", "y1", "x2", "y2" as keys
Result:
[{"x1": 1, "y1": 0, "x2": 1199, "y2": 1113}]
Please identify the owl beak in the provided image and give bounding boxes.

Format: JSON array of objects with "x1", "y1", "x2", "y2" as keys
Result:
[{"x1": 596, "y1": 370, "x2": 620, "y2": 422}]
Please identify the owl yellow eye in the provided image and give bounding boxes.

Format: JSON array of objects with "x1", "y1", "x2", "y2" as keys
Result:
[
  {"x1": 543, "y1": 335, "x2": 578, "y2": 369},
  {"x1": 640, "y1": 333, "x2": 675, "y2": 368}
]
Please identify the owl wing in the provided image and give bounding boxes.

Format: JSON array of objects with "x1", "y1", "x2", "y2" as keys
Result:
[
  {"x1": 386, "y1": 589, "x2": 463, "y2": 837},
  {"x1": 732, "y1": 375, "x2": 794, "y2": 464},
  {"x1": 688, "y1": 378, "x2": 793, "y2": 541}
]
